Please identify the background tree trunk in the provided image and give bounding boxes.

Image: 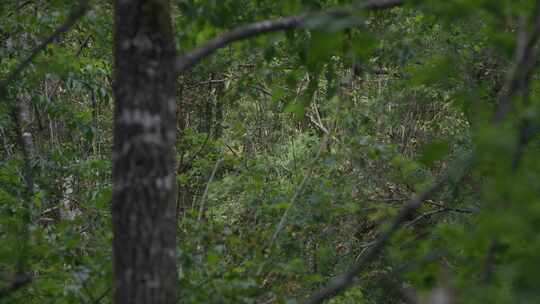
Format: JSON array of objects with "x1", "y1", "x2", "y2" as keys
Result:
[{"x1": 112, "y1": 1, "x2": 178, "y2": 303}]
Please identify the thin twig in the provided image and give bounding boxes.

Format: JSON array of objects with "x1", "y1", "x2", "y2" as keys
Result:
[
  {"x1": 0, "y1": 0, "x2": 89, "y2": 97},
  {"x1": 93, "y1": 286, "x2": 111, "y2": 304},
  {"x1": 267, "y1": 136, "x2": 328, "y2": 249},
  {"x1": 255, "y1": 135, "x2": 330, "y2": 278},
  {"x1": 184, "y1": 79, "x2": 229, "y2": 90},
  {"x1": 257, "y1": 99, "x2": 344, "y2": 276},
  {"x1": 197, "y1": 158, "x2": 224, "y2": 221},
  {"x1": 307, "y1": 114, "x2": 330, "y2": 135},
  {"x1": 492, "y1": 0, "x2": 540, "y2": 123},
  {"x1": 304, "y1": 155, "x2": 472, "y2": 304},
  {"x1": 5, "y1": 0, "x2": 34, "y2": 18},
  {"x1": 0, "y1": 1, "x2": 36, "y2": 45},
  {"x1": 404, "y1": 208, "x2": 447, "y2": 228},
  {"x1": 423, "y1": 200, "x2": 475, "y2": 214}
]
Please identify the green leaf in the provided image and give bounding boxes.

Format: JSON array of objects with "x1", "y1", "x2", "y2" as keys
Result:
[
  {"x1": 419, "y1": 140, "x2": 450, "y2": 166},
  {"x1": 307, "y1": 30, "x2": 343, "y2": 69},
  {"x1": 283, "y1": 101, "x2": 306, "y2": 119}
]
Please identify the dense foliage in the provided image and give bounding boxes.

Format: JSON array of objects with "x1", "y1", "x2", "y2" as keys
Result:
[{"x1": 1, "y1": 0, "x2": 540, "y2": 303}]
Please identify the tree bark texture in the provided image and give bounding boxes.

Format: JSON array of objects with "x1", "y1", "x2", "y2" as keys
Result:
[{"x1": 112, "y1": 1, "x2": 178, "y2": 303}]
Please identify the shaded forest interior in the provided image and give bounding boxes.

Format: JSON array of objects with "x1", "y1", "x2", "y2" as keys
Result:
[{"x1": 2, "y1": 0, "x2": 540, "y2": 303}]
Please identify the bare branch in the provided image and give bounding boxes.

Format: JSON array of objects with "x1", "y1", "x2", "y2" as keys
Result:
[
  {"x1": 175, "y1": 0, "x2": 404, "y2": 73},
  {"x1": 481, "y1": 238, "x2": 498, "y2": 284},
  {"x1": 424, "y1": 200, "x2": 475, "y2": 214},
  {"x1": 304, "y1": 155, "x2": 472, "y2": 304},
  {"x1": 492, "y1": 0, "x2": 540, "y2": 123},
  {"x1": 0, "y1": 0, "x2": 89, "y2": 97},
  {"x1": 197, "y1": 158, "x2": 224, "y2": 221},
  {"x1": 6, "y1": 0, "x2": 34, "y2": 18}
]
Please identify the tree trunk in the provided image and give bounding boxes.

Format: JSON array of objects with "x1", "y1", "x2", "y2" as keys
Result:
[{"x1": 112, "y1": 1, "x2": 178, "y2": 303}]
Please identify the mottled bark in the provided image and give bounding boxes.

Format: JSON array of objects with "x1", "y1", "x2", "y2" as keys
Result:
[{"x1": 112, "y1": 1, "x2": 178, "y2": 303}]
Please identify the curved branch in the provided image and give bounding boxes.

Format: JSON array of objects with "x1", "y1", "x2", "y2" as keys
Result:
[
  {"x1": 175, "y1": 0, "x2": 404, "y2": 73},
  {"x1": 0, "y1": 0, "x2": 89, "y2": 97},
  {"x1": 304, "y1": 155, "x2": 472, "y2": 304}
]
